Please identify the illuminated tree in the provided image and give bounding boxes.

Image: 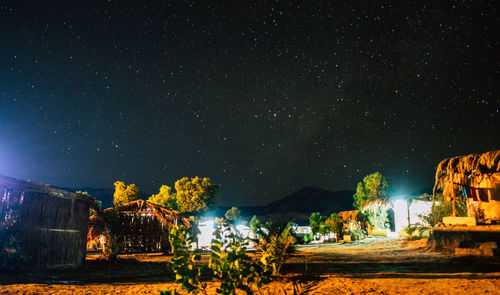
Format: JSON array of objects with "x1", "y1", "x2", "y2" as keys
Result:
[
  {"x1": 113, "y1": 181, "x2": 139, "y2": 207},
  {"x1": 175, "y1": 177, "x2": 219, "y2": 214},
  {"x1": 309, "y1": 212, "x2": 326, "y2": 236},
  {"x1": 148, "y1": 185, "x2": 178, "y2": 210},
  {"x1": 352, "y1": 172, "x2": 390, "y2": 229},
  {"x1": 324, "y1": 213, "x2": 343, "y2": 240},
  {"x1": 224, "y1": 206, "x2": 241, "y2": 222},
  {"x1": 353, "y1": 172, "x2": 389, "y2": 209}
]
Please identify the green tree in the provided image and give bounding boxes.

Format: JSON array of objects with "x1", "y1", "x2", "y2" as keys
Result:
[
  {"x1": 324, "y1": 213, "x2": 343, "y2": 241},
  {"x1": 352, "y1": 172, "x2": 390, "y2": 230},
  {"x1": 309, "y1": 212, "x2": 326, "y2": 236},
  {"x1": 249, "y1": 215, "x2": 262, "y2": 237},
  {"x1": 175, "y1": 177, "x2": 219, "y2": 214},
  {"x1": 113, "y1": 181, "x2": 140, "y2": 207},
  {"x1": 224, "y1": 206, "x2": 241, "y2": 222},
  {"x1": 353, "y1": 172, "x2": 389, "y2": 209},
  {"x1": 148, "y1": 185, "x2": 178, "y2": 210}
]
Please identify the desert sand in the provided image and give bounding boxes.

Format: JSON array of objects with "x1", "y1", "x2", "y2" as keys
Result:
[{"x1": 1, "y1": 237, "x2": 499, "y2": 294}]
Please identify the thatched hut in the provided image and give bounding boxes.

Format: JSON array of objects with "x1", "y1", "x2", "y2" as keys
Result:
[
  {"x1": 87, "y1": 200, "x2": 190, "y2": 254},
  {"x1": 0, "y1": 175, "x2": 95, "y2": 269},
  {"x1": 433, "y1": 150, "x2": 500, "y2": 221},
  {"x1": 338, "y1": 210, "x2": 367, "y2": 236}
]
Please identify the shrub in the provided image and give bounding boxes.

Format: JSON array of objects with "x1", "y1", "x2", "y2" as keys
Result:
[
  {"x1": 255, "y1": 222, "x2": 296, "y2": 276},
  {"x1": 163, "y1": 219, "x2": 278, "y2": 295},
  {"x1": 420, "y1": 194, "x2": 466, "y2": 227},
  {"x1": 0, "y1": 236, "x2": 27, "y2": 272}
]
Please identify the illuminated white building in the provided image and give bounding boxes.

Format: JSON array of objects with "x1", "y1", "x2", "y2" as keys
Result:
[{"x1": 393, "y1": 197, "x2": 432, "y2": 234}]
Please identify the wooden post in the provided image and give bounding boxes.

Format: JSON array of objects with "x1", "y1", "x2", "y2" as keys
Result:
[{"x1": 452, "y1": 185, "x2": 457, "y2": 217}]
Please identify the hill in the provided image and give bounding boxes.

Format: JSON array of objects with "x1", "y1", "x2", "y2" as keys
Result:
[{"x1": 245, "y1": 187, "x2": 355, "y2": 224}]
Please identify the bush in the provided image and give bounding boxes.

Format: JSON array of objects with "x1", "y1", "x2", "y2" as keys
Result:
[
  {"x1": 0, "y1": 236, "x2": 27, "y2": 272},
  {"x1": 163, "y1": 219, "x2": 279, "y2": 295},
  {"x1": 403, "y1": 223, "x2": 429, "y2": 240},
  {"x1": 420, "y1": 194, "x2": 466, "y2": 227},
  {"x1": 255, "y1": 222, "x2": 296, "y2": 276}
]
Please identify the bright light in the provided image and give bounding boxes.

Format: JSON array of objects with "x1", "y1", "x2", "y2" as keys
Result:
[
  {"x1": 197, "y1": 219, "x2": 215, "y2": 249},
  {"x1": 393, "y1": 199, "x2": 409, "y2": 233},
  {"x1": 409, "y1": 200, "x2": 432, "y2": 224},
  {"x1": 236, "y1": 224, "x2": 251, "y2": 239}
]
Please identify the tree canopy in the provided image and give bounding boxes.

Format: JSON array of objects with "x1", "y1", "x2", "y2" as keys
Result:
[
  {"x1": 324, "y1": 213, "x2": 343, "y2": 239},
  {"x1": 309, "y1": 212, "x2": 326, "y2": 235},
  {"x1": 352, "y1": 172, "x2": 389, "y2": 210},
  {"x1": 113, "y1": 181, "x2": 139, "y2": 207},
  {"x1": 148, "y1": 185, "x2": 178, "y2": 210},
  {"x1": 224, "y1": 206, "x2": 241, "y2": 222},
  {"x1": 175, "y1": 176, "x2": 219, "y2": 214}
]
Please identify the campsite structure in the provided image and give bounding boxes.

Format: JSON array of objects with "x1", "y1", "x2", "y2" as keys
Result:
[
  {"x1": 433, "y1": 150, "x2": 500, "y2": 223},
  {"x1": 87, "y1": 200, "x2": 190, "y2": 254},
  {"x1": 0, "y1": 175, "x2": 94, "y2": 269}
]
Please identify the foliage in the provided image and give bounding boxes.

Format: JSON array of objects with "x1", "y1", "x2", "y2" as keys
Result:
[
  {"x1": 224, "y1": 207, "x2": 241, "y2": 223},
  {"x1": 255, "y1": 222, "x2": 296, "y2": 276},
  {"x1": 113, "y1": 181, "x2": 140, "y2": 207},
  {"x1": 419, "y1": 194, "x2": 467, "y2": 227},
  {"x1": 302, "y1": 233, "x2": 314, "y2": 243},
  {"x1": 164, "y1": 225, "x2": 207, "y2": 295},
  {"x1": 352, "y1": 172, "x2": 390, "y2": 230},
  {"x1": 403, "y1": 223, "x2": 429, "y2": 240},
  {"x1": 345, "y1": 228, "x2": 365, "y2": 241},
  {"x1": 352, "y1": 172, "x2": 389, "y2": 210},
  {"x1": 209, "y1": 221, "x2": 272, "y2": 294},
  {"x1": 148, "y1": 185, "x2": 179, "y2": 210},
  {"x1": 0, "y1": 235, "x2": 27, "y2": 272},
  {"x1": 249, "y1": 215, "x2": 262, "y2": 237},
  {"x1": 175, "y1": 177, "x2": 220, "y2": 214},
  {"x1": 324, "y1": 213, "x2": 343, "y2": 240},
  {"x1": 164, "y1": 220, "x2": 278, "y2": 295},
  {"x1": 308, "y1": 212, "x2": 326, "y2": 236},
  {"x1": 363, "y1": 206, "x2": 390, "y2": 230}
]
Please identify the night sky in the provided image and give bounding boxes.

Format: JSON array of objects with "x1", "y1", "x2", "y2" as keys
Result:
[{"x1": 0, "y1": 1, "x2": 498, "y2": 206}]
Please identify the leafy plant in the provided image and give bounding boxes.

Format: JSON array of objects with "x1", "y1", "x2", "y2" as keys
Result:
[
  {"x1": 113, "y1": 181, "x2": 140, "y2": 207},
  {"x1": 352, "y1": 172, "x2": 390, "y2": 210},
  {"x1": 164, "y1": 218, "x2": 295, "y2": 295},
  {"x1": 420, "y1": 194, "x2": 466, "y2": 227},
  {"x1": 308, "y1": 212, "x2": 325, "y2": 236},
  {"x1": 255, "y1": 222, "x2": 296, "y2": 276},
  {"x1": 175, "y1": 177, "x2": 219, "y2": 214},
  {"x1": 0, "y1": 236, "x2": 27, "y2": 272},
  {"x1": 209, "y1": 221, "x2": 271, "y2": 294},
  {"x1": 224, "y1": 207, "x2": 241, "y2": 223},
  {"x1": 148, "y1": 185, "x2": 179, "y2": 210},
  {"x1": 164, "y1": 225, "x2": 207, "y2": 295},
  {"x1": 324, "y1": 213, "x2": 343, "y2": 241},
  {"x1": 403, "y1": 223, "x2": 428, "y2": 240}
]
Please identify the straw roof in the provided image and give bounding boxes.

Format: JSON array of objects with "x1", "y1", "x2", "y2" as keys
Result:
[
  {"x1": 88, "y1": 200, "x2": 190, "y2": 242},
  {"x1": 433, "y1": 150, "x2": 500, "y2": 199},
  {"x1": 338, "y1": 210, "x2": 360, "y2": 222}
]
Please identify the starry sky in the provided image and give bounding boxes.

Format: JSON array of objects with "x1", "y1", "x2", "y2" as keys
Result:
[{"x1": 0, "y1": 1, "x2": 498, "y2": 206}]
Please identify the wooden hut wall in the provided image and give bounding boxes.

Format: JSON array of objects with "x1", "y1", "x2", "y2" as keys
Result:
[
  {"x1": 1, "y1": 186, "x2": 91, "y2": 269},
  {"x1": 118, "y1": 213, "x2": 169, "y2": 253}
]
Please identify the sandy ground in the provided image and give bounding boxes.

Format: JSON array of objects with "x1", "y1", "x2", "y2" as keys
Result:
[{"x1": 1, "y1": 237, "x2": 499, "y2": 294}]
